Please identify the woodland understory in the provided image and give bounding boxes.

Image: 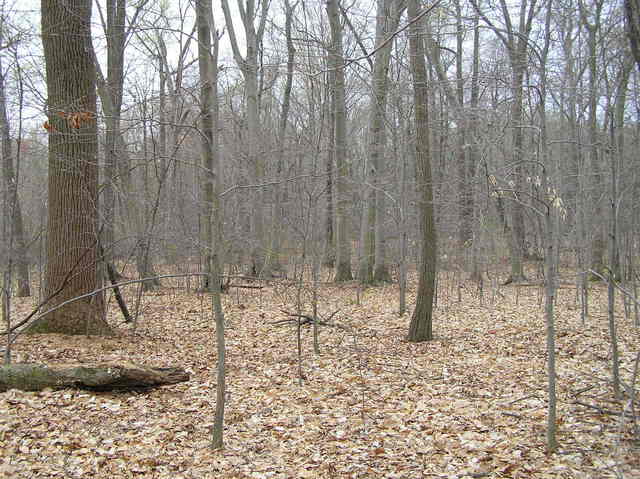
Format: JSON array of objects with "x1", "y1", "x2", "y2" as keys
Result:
[{"x1": 0, "y1": 265, "x2": 638, "y2": 479}]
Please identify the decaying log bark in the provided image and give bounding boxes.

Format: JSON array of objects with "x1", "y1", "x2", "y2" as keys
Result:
[{"x1": 0, "y1": 362, "x2": 189, "y2": 392}]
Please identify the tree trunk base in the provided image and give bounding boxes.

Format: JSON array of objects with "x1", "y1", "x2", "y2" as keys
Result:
[{"x1": 0, "y1": 362, "x2": 189, "y2": 392}]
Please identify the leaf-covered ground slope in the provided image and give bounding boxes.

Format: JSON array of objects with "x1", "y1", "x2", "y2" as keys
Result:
[{"x1": 1, "y1": 273, "x2": 638, "y2": 478}]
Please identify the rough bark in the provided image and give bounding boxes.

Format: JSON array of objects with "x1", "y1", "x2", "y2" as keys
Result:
[
  {"x1": 32, "y1": 0, "x2": 111, "y2": 335},
  {"x1": 0, "y1": 362, "x2": 189, "y2": 392}
]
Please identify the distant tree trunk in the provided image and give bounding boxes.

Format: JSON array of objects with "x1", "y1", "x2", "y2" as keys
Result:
[
  {"x1": 323, "y1": 65, "x2": 336, "y2": 268},
  {"x1": 221, "y1": 0, "x2": 269, "y2": 276},
  {"x1": 102, "y1": 0, "x2": 125, "y2": 261},
  {"x1": 271, "y1": 0, "x2": 297, "y2": 276},
  {"x1": 93, "y1": 1, "x2": 161, "y2": 290},
  {"x1": 579, "y1": 0, "x2": 606, "y2": 277},
  {"x1": 455, "y1": 0, "x2": 472, "y2": 251},
  {"x1": 0, "y1": 55, "x2": 30, "y2": 297},
  {"x1": 327, "y1": 0, "x2": 352, "y2": 282},
  {"x1": 626, "y1": 0, "x2": 640, "y2": 70},
  {"x1": 471, "y1": 0, "x2": 539, "y2": 283},
  {"x1": 468, "y1": 9, "x2": 481, "y2": 281},
  {"x1": 360, "y1": 0, "x2": 402, "y2": 284},
  {"x1": 31, "y1": 0, "x2": 112, "y2": 335},
  {"x1": 407, "y1": 0, "x2": 437, "y2": 342}
]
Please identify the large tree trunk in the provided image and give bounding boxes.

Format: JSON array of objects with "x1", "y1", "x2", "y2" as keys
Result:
[
  {"x1": 31, "y1": 0, "x2": 111, "y2": 336},
  {"x1": 407, "y1": 0, "x2": 437, "y2": 342},
  {"x1": 0, "y1": 362, "x2": 188, "y2": 392},
  {"x1": 327, "y1": 0, "x2": 352, "y2": 282}
]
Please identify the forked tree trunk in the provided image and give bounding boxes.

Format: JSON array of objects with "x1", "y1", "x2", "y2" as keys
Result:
[{"x1": 31, "y1": 0, "x2": 111, "y2": 335}]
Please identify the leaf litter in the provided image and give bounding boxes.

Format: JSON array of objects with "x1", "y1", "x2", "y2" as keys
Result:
[{"x1": 0, "y1": 272, "x2": 639, "y2": 478}]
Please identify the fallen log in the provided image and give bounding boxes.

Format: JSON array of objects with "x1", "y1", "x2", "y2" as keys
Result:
[{"x1": 0, "y1": 362, "x2": 189, "y2": 392}]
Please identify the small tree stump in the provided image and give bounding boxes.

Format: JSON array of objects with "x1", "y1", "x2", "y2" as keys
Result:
[{"x1": 0, "y1": 362, "x2": 189, "y2": 392}]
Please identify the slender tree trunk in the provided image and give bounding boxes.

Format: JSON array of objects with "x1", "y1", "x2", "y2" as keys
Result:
[
  {"x1": 32, "y1": 0, "x2": 111, "y2": 335},
  {"x1": 579, "y1": 0, "x2": 605, "y2": 277},
  {"x1": 93, "y1": 15, "x2": 161, "y2": 291},
  {"x1": 407, "y1": 0, "x2": 437, "y2": 342},
  {"x1": 198, "y1": 2, "x2": 220, "y2": 290},
  {"x1": 537, "y1": 2, "x2": 558, "y2": 452},
  {"x1": 327, "y1": 0, "x2": 352, "y2": 281},
  {"x1": 102, "y1": 0, "x2": 125, "y2": 261},
  {"x1": 324, "y1": 66, "x2": 336, "y2": 268},
  {"x1": 505, "y1": 57, "x2": 527, "y2": 282},
  {"x1": 271, "y1": 0, "x2": 297, "y2": 276},
  {"x1": 221, "y1": 0, "x2": 269, "y2": 277},
  {"x1": 454, "y1": 0, "x2": 472, "y2": 252},
  {"x1": 0, "y1": 58, "x2": 29, "y2": 297},
  {"x1": 195, "y1": 0, "x2": 226, "y2": 448},
  {"x1": 373, "y1": 0, "x2": 402, "y2": 283},
  {"x1": 468, "y1": 8, "x2": 481, "y2": 281}
]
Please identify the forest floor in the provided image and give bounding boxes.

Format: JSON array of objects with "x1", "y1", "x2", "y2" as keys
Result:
[{"x1": 1, "y1": 267, "x2": 639, "y2": 478}]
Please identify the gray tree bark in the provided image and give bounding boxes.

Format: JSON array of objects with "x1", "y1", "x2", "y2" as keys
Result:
[
  {"x1": 360, "y1": 0, "x2": 403, "y2": 284},
  {"x1": 0, "y1": 52, "x2": 29, "y2": 297},
  {"x1": 196, "y1": 0, "x2": 226, "y2": 449},
  {"x1": 31, "y1": 0, "x2": 111, "y2": 335},
  {"x1": 327, "y1": 0, "x2": 352, "y2": 282},
  {"x1": 221, "y1": 0, "x2": 270, "y2": 277}
]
